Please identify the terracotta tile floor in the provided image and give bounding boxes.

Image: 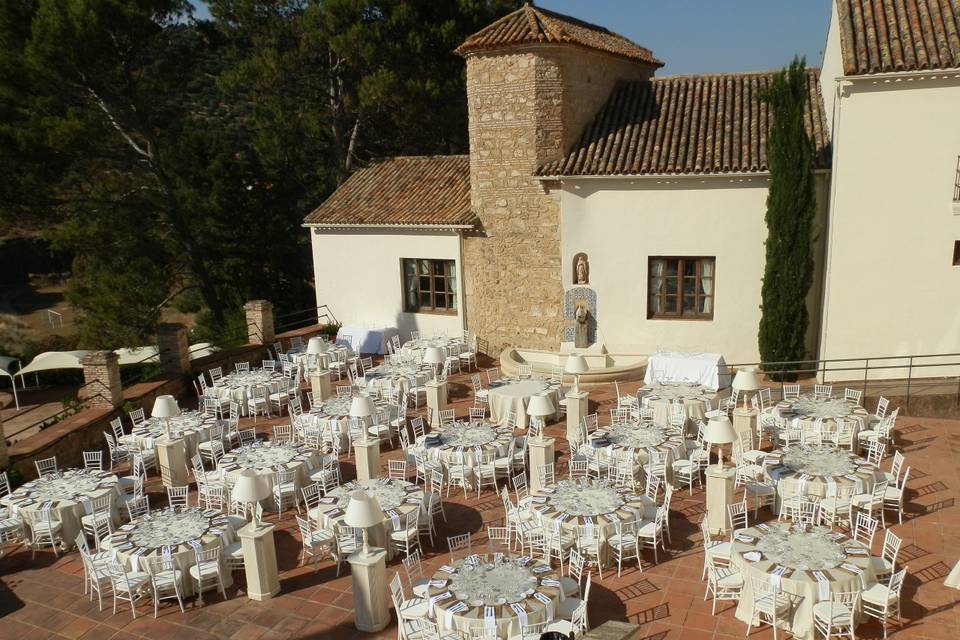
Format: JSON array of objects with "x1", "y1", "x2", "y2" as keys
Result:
[{"x1": 2, "y1": 358, "x2": 959, "y2": 640}]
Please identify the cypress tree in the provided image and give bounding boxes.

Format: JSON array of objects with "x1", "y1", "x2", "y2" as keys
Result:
[{"x1": 757, "y1": 57, "x2": 817, "y2": 377}]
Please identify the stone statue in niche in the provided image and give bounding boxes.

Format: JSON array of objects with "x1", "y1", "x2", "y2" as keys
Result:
[
  {"x1": 574, "y1": 304, "x2": 590, "y2": 348},
  {"x1": 573, "y1": 253, "x2": 589, "y2": 285}
]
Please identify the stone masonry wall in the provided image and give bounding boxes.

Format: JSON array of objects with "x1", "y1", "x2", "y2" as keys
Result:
[{"x1": 462, "y1": 45, "x2": 654, "y2": 354}]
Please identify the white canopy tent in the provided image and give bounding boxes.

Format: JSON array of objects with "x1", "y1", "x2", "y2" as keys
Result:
[
  {"x1": 0, "y1": 355, "x2": 21, "y2": 410},
  {"x1": 15, "y1": 350, "x2": 91, "y2": 378}
]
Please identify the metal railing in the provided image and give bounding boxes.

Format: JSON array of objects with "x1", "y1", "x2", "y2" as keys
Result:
[
  {"x1": 727, "y1": 351, "x2": 960, "y2": 411},
  {"x1": 274, "y1": 304, "x2": 338, "y2": 334}
]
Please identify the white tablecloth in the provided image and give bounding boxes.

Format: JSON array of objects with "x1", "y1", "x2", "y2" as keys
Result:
[
  {"x1": 644, "y1": 351, "x2": 730, "y2": 391},
  {"x1": 336, "y1": 325, "x2": 398, "y2": 355},
  {"x1": 487, "y1": 378, "x2": 561, "y2": 428}
]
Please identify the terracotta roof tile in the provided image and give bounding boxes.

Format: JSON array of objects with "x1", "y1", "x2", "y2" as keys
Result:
[
  {"x1": 303, "y1": 156, "x2": 473, "y2": 227},
  {"x1": 537, "y1": 69, "x2": 830, "y2": 177},
  {"x1": 837, "y1": 0, "x2": 960, "y2": 74},
  {"x1": 455, "y1": 2, "x2": 663, "y2": 66}
]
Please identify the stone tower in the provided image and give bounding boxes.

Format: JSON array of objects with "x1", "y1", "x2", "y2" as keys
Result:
[{"x1": 456, "y1": 3, "x2": 661, "y2": 353}]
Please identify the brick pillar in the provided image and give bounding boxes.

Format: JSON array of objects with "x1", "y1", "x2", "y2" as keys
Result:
[
  {"x1": 244, "y1": 300, "x2": 275, "y2": 346},
  {"x1": 80, "y1": 350, "x2": 123, "y2": 409},
  {"x1": 157, "y1": 323, "x2": 190, "y2": 377}
]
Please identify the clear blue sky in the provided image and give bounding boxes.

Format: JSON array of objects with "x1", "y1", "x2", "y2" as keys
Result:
[
  {"x1": 189, "y1": 1, "x2": 832, "y2": 74},
  {"x1": 538, "y1": 0, "x2": 832, "y2": 74}
]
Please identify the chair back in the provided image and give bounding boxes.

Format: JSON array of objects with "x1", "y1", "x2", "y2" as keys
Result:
[{"x1": 83, "y1": 451, "x2": 103, "y2": 471}]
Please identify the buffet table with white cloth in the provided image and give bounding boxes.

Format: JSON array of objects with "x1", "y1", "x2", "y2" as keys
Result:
[
  {"x1": 487, "y1": 377, "x2": 561, "y2": 428},
  {"x1": 644, "y1": 351, "x2": 730, "y2": 390},
  {"x1": 731, "y1": 522, "x2": 877, "y2": 640},
  {"x1": 1, "y1": 469, "x2": 120, "y2": 549},
  {"x1": 426, "y1": 556, "x2": 564, "y2": 639},
  {"x1": 529, "y1": 479, "x2": 654, "y2": 565},
  {"x1": 103, "y1": 507, "x2": 236, "y2": 595},
  {"x1": 127, "y1": 411, "x2": 219, "y2": 459},
  {"x1": 414, "y1": 421, "x2": 515, "y2": 469},
  {"x1": 311, "y1": 478, "x2": 423, "y2": 561},
  {"x1": 336, "y1": 325, "x2": 398, "y2": 355},
  {"x1": 640, "y1": 382, "x2": 717, "y2": 429},
  {"x1": 218, "y1": 442, "x2": 318, "y2": 508},
  {"x1": 764, "y1": 445, "x2": 885, "y2": 510}
]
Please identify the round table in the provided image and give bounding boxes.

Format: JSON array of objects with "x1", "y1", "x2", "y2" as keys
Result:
[
  {"x1": 128, "y1": 411, "x2": 219, "y2": 458},
  {"x1": 302, "y1": 396, "x2": 393, "y2": 447},
  {"x1": 775, "y1": 396, "x2": 869, "y2": 438},
  {"x1": 1, "y1": 469, "x2": 120, "y2": 549},
  {"x1": 213, "y1": 370, "x2": 286, "y2": 411},
  {"x1": 363, "y1": 362, "x2": 428, "y2": 395},
  {"x1": 640, "y1": 382, "x2": 716, "y2": 429},
  {"x1": 218, "y1": 442, "x2": 318, "y2": 507},
  {"x1": 587, "y1": 423, "x2": 685, "y2": 484},
  {"x1": 311, "y1": 478, "x2": 423, "y2": 560},
  {"x1": 764, "y1": 445, "x2": 884, "y2": 509},
  {"x1": 103, "y1": 507, "x2": 236, "y2": 596},
  {"x1": 416, "y1": 421, "x2": 514, "y2": 468},
  {"x1": 530, "y1": 479, "x2": 654, "y2": 565},
  {"x1": 487, "y1": 378, "x2": 561, "y2": 428},
  {"x1": 401, "y1": 337, "x2": 461, "y2": 361},
  {"x1": 427, "y1": 557, "x2": 563, "y2": 639},
  {"x1": 731, "y1": 522, "x2": 876, "y2": 640}
]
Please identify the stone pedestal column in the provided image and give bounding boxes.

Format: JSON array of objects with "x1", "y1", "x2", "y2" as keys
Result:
[
  {"x1": 425, "y1": 380, "x2": 448, "y2": 427},
  {"x1": 156, "y1": 323, "x2": 190, "y2": 378},
  {"x1": 237, "y1": 522, "x2": 281, "y2": 601},
  {"x1": 349, "y1": 547, "x2": 389, "y2": 632},
  {"x1": 354, "y1": 438, "x2": 381, "y2": 481},
  {"x1": 733, "y1": 408, "x2": 758, "y2": 446},
  {"x1": 156, "y1": 437, "x2": 189, "y2": 489},
  {"x1": 564, "y1": 391, "x2": 589, "y2": 443},
  {"x1": 527, "y1": 436, "x2": 555, "y2": 492},
  {"x1": 309, "y1": 369, "x2": 332, "y2": 404},
  {"x1": 244, "y1": 300, "x2": 275, "y2": 346},
  {"x1": 705, "y1": 465, "x2": 736, "y2": 535},
  {"x1": 80, "y1": 351, "x2": 123, "y2": 409}
]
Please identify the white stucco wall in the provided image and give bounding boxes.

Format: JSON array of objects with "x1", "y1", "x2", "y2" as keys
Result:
[
  {"x1": 309, "y1": 229, "x2": 465, "y2": 340},
  {"x1": 818, "y1": 75, "x2": 960, "y2": 378},
  {"x1": 556, "y1": 176, "x2": 829, "y2": 364},
  {"x1": 818, "y1": 1, "x2": 843, "y2": 136}
]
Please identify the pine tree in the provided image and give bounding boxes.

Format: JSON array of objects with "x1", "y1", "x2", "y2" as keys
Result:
[{"x1": 757, "y1": 57, "x2": 817, "y2": 377}]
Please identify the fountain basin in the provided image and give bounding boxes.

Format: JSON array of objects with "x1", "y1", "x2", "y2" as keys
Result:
[{"x1": 500, "y1": 344, "x2": 647, "y2": 388}]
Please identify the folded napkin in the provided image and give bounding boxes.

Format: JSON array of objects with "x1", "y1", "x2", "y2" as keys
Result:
[
  {"x1": 428, "y1": 579, "x2": 448, "y2": 588},
  {"x1": 510, "y1": 602, "x2": 528, "y2": 628},
  {"x1": 438, "y1": 565, "x2": 456, "y2": 574},
  {"x1": 840, "y1": 562, "x2": 867, "y2": 588},
  {"x1": 541, "y1": 578, "x2": 561, "y2": 588},
  {"x1": 532, "y1": 592, "x2": 554, "y2": 620},
  {"x1": 770, "y1": 565, "x2": 789, "y2": 589},
  {"x1": 813, "y1": 570, "x2": 831, "y2": 601},
  {"x1": 531, "y1": 565, "x2": 551, "y2": 574},
  {"x1": 484, "y1": 606, "x2": 496, "y2": 631},
  {"x1": 444, "y1": 602, "x2": 468, "y2": 628},
  {"x1": 429, "y1": 591, "x2": 453, "y2": 607}
]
